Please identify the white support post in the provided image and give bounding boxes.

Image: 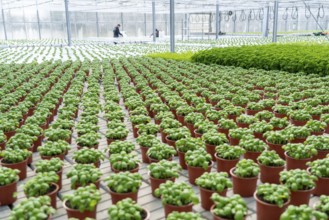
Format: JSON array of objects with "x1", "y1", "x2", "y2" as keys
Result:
[
  {"x1": 272, "y1": 1, "x2": 279, "y2": 42},
  {"x1": 170, "y1": 0, "x2": 175, "y2": 53},
  {"x1": 64, "y1": 0, "x2": 72, "y2": 46}
]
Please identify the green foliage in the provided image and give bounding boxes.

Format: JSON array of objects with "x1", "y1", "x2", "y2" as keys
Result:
[
  {"x1": 38, "y1": 140, "x2": 70, "y2": 156},
  {"x1": 283, "y1": 143, "x2": 317, "y2": 159},
  {"x1": 67, "y1": 164, "x2": 102, "y2": 189},
  {"x1": 147, "y1": 143, "x2": 176, "y2": 160},
  {"x1": 35, "y1": 158, "x2": 64, "y2": 173},
  {"x1": 257, "y1": 150, "x2": 285, "y2": 167},
  {"x1": 233, "y1": 159, "x2": 260, "y2": 178},
  {"x1": 192, "y1": 44, "x2": 329, "y2": 76},
  {"x1": 280, "y1": 205, "x2": 327, "y2": 220},
  {"x1": 154, "y1": 181, "x2": 199, "y2": 206},
  {"x1": 108, "y1": 140, "x2": 136, "y2": 154},
  {"x1": 280, "y1": 169, "x2": 317, "y2": 191},
  {"x1": 211, "y1": 194, "x2": 247, "y2": 220},
  {"x1": 105, "y1": 172, "x2": 142, "y2": 193},
  {"x1": 24, "y1": 172, "x2": 59, "y2": 197},
  {"x1": 9, "y1": 196, "x2": 55, "y2": 220},
  {"x1": 148, "y1": 160, "x2": 181, "y2": 179},
  {"x1": 64, "y1": 184, "x2": 101, "y2": 212},
  {"x1": 305, "y1": 136, "x2": 329, "y2": 150},
  {"x1": 239, "y1": 137, "x2": 267, "y2": 152},
  {"x1": 185, "y1": 149, "x2": 212, "y2": 169},
  {"x1": 202, "y1": 132, "x2": 228, "y2": 146},
  {"x1": 256, "y1": 183, "x2": 290, "y2": 207},
  {"x1": 0, "y1": 167, "x2": 19, "y2": 186},
  {"x1": 307, "y1": 158, "x2": 329, "y2": 178},
  {"x1": 195, "y1": 172, "x2": 232, "y2": 192},
  {"x1": 108, "y1": 198, "x2": 146, "y2": 220},
  {"x1": 0, "y1": 148, "x2": 32, "y2": 163},
  {"x1": 110, "y1": 152, "x2": 139, "y2": 171},
  {"x1": 76, "y1": 132, "x2": 100, "y2": 147},
  {"x1": 136, "y1": 134, "x2": 160, "y2": 148},
  {"x1": 73, "y1": 148, "x2": 105, "y2": 164},
  {"x1": 176, "y1": 137, "x2": 205, "y2": 153},
  {"x1": 148, "y1": 52, "x2": 194, "y2": 62},
  {"x1": 167, "y1": 212, "x2": 206, "y2": 220},
  {"x1": 215, "y1": 144, "x2": 245, "y2": 160},
  {"x1": 315, "y1": 196, "x2": 329, "y2": 217}
]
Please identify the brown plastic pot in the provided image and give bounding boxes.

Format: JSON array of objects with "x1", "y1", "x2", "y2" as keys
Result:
[
  {"x1": 237, "y1": 122, "x2": 249, "y2": 128},
  {"x1": 107, "y1": 138, "x2": 125, "y2": 146},
  {"x1": 311, "y1": 130, "x2": 325, "y2": 136},
  {"x1": 0, "y1": 141, "x2": 5, "y2": 151},
  {"x1": 199, "y1": 187, "x2": 227, "y2": 211},
  {"x1": 210, "y1": 205, "x2": 246, "y2": 220},
  {"x1": 244, "y1": 151, "x2": 262, "y2": 162},
  {"x1": 289, "y1": 188, "x2": 314, "y2": 206},
  {"x1": 266, "y1": 141, "x2": 285, "y2": 159},
  {"x1": 254, "y1": 132, "x2": 265, "y2": 142},
  {"x1": 109, "y1": 188, "x2": 138, "y2": 204},
  {"x1": 227, "y1": 114, "x2": 237, "y2": 122},
  {"x1": 163, "y1": 203, "x2": 193, "y2": 217},
  {"x1": 312, "y1": 149, "x2": 329, "y2": 161},
  {"x1": 205, "y1": 143, "x2": 217, "y2": 161},
  {"x1": 313, "y1": 176, "x2": 329, "y2": 196},
  {"x1": 258, "y1": 162, "x2": 285, "y2": 184},
  {"x1": 289, "y1": 119, "x2": 307, "y2": 126},
  {"x1": 186, "y1": 123, "x2": 195, "y2": 137},
  {"x1": 148, "y1": 156, "x2": 173, "y2": 164},
  {"x1": 41, "y1": 153, "x2": 65, "y2": 161},
  {"x1": 33, "y1": 135, "x2": 44, "y2": 152},
  {"x1": 177, "y1": 114, "x2": 185, "y2": 125},
  {"x1": 254, "y1": 193, "x2": 290, "y2": 220},
  {"x1": 193, "y1": 129, "x2": 203, "y2": 138},
  {"x1": 0, "y1": 181, "x2": 17, "y2": 206},
  {"x1": 217, "y1": 127, "x2": 229, "y2": 139},
  {"x1": 47, "y1": 183, "x2": 59, "y2": 209},
  {"x1": 289, "y1": 137, "x2": 307, "y2": 144},
  {"x1": 326, "y1": 125, "x2": 329, "y2": 134},
  {"x1": 140, "y1": 146, "x2": 150, "y2": 163},
  {"x1": 274, "y1": 112, "x2": 287, "y2": 118},
  {"x1": 229, "y1": 135, "x2": 240, "y2": 146},
  {"x1": 63, "y1": 200, "x2": 97, "y2": 219},
  {"x1": 132, "y1": 125, "x2": 138, "y2": 138},
  {"x1": 4, "y1": 130, "x2": 16, "y2": 140},
  {"x1": 165, "y1": 136, "x2": 176, "y2": 148},
  {"x1": 111, "y1": 163, "x2": 139, "y2": 173},
  {"x1": 149, "y1": 175, "x2": 175, "y2": 196},
  {"x1": 246, "y1": 109, "x2": 261, "y2": 116},
  {"x1": 285, "y1": 152, "x2": 311, "y2": 170},
  {"x1": 160, "y1": 130, "x2": 167, "y2": 143},
  {"x1": 187, "y1": 162, "x2": 212, "y2": 185},
  {"x1": 215, "y1": 154, "x2": 239, "y2": 176},
  {"x1": 177, "y1": 151, "x2": 187, "y2": 169},
  {"x1": 1, "y1": 159, "x2": 27, "y2": 180},
  {"x1": 230, "y1": 168, "x2": 258, "y2": 197},
  {"x1": 56, "y1": 168, "x2": 63, "y2": 190},
  {"x1": 73, "y1": 179, "x2": 100, "y2": 190}
]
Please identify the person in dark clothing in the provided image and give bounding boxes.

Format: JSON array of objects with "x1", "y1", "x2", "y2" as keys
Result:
[
  {"x1": 150, "y1": 29, "x2": 159, "y2": 38},
  {"x1": 113, "y1": 24, "x2": 123, "y2": 38}
]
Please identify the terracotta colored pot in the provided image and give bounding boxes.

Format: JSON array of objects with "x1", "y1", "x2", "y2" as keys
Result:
[
  {"x1": 230, "y1": 168, "x2": 258, "y2": 197},
  {"x1": 186, "y1": 123, "x2": 195, "y2": 137},
  {"x1": 244, "y1": 151, "x2": 262, "y2": 162},
  {"x1": 109, "y1": 188, "x2": 138, "y2": 204},
  {"x1": 229, "y1": 135, "x2": 240, "y2": 146},
  {"x1": 177, "y1": 114, "x2": 185, "y2": 125},
  {"x1": 313, "y1": 176, "x2": 329, "y2": 196},
  {"x1": 254, "y1": 193, "x2": 290, "y2": 220},
  {"x1": 199, "y1": 187, "x2": 227, "y2": 211},
  {"x1": 132, "y1": 125, "x2": 138, "y2": 138},
  {"x1": 215, "y1": 154, "x2": 239, "y2": 176},
  {"x1": 111, "y1": 163, "x2": 139, "y2": 173},
  {"x1": 258, "y1": 163, "x2": 285, "y2": 184},
  {"x1": 140, "y1": 146, "x2": 150, "y2": 163},
  {"x1": 289, "y1": 137, "x2": 307, "y2": 144},
  {"x1": 41, "y1": 153, "x2": 65, "y2": 161},
  {"x1": 47, "y1": 183, "x2": 59, "y2": 209},
  {"x1": 163, "y1": 203, "x2": 193, "y2": 217},
  {"x1": 266, "y1": 141, "x2": 285, "y2": 159},
  {"x1": 165, "y1": 136, "x2": 176, "y2": 149},
  {"x1": 289, "y1": 188, "x2": 314, "y2": 206},
  {"x1": 210, "y1": 205, "x2": 246, "y2": 220},
  {"x1": 63, "y1": 200, "x2": 97, "y2": 219},
  {"x1": 0, "y1": 141, "x2": 5, "y2": 151},
  {"x1": 217, "y1": 128, "x2": 229, "y2": 139},
  {"x1": 107, "y1": 138, "x2": 125, "y2": 145},
  {"x1": 237, "y1": 122, "x2": 249, "y2": 128},
  {"x1": 254, "y1": 132, "x2": 265, "y2": 142},
  {"x1": 33, "y1": 135, "x2": 44, "y2": 152},
  {"x1": 312, "y1": 149, "x2": 329, "y2": 161},
  {"x1": 311, "y1": 130, "x2": 325, "y2": 136},
  {"x1": 205, "y1": 143, "x2": 217, "y2": 161},
  {"x1": 56, "y1": 168, "x2": 63, "y2": 190},
  {"x1": 160, "y1": 131, "x2": 167, "y2": 143},
  {"x1": 285, "y1": 152, "x2": 311, "y2": 170},
  {"x1": 193, "y1": 129, "x2": 203, "y2": 138},
  {"x1": 149, "y1": 175, "x2": 175, "y2": 197},
  {"x1": 177, "y1": 151, "x2": 187, "y2": 169},
  {"x1": 4, "y1": 130, "x2": 16, "y2": 140},
  {"x1": 0, "y1": 181, "x2": 17, "y2": 206},
  {"x1": 273, "y1": 127, "x2": 284, "y2": 131},
  {"x1": 274, "y1": 112, "x2": 286, "y2": 118},
  {"x1": 312, "y1": 115, "x2": 321, "y2": 120},
  {"x1": 289, "y1": 119, "x2": 307, "y2": 126},
  {"x1": 187, "y1": 162, "x2": 212, "y2": 185},
  {"x1": 227, "y1": 114, "x2": 237, "y2": 122},
  {"x1": 148, "y1": 156, "x2": 173, "y2": 164},
  {"x1": 246, "y1": 109, "x2": 261, "y2": 116},
  {"x1": 1, "y1": 159, "x2": 27, "y2": 180},
  {"x1": 73, "y1": 179, "x2": 100, "y2": 190},
  {"x1": 77, "y1": 145, "x2": 99, "y2": 150},
  {"x1": 326, "y1": 125, "x2": 329, "y2": 134}
]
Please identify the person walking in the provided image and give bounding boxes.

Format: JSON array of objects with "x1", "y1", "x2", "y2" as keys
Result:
[{"x1": 113, "y1": 24, "x2": 123, "y2": 38}]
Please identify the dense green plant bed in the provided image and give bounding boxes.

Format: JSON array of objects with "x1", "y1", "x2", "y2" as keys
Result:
[{"x1": 192, "y1": 44, "x2": 329, "y2": 76}]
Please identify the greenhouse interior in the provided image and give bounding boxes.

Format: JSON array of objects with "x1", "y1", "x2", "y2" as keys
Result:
[{"x1": 0, "y1": 0, "x2": 329, "y2": 219}]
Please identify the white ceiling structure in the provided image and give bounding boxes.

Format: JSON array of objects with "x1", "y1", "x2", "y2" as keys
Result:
[{"x1": 1, "y1": 0, "x2": 329, "y2": 14}]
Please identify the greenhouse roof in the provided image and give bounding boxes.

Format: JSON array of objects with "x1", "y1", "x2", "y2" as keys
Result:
[{"x1": 1, "y1": 0, "x2": 329, "y2": 14}]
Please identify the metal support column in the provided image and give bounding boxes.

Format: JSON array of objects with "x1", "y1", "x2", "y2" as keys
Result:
[
  {"x1": 0, "y1": 0, "x2": 7, "y2": 40},
  {"x1": 184, "y1": 13, "x2": 188, "y2": 36},
  {"x1": 215, "y1": 2, "x2": 219, "y2": 39},
  {"x1": 96, "y1": 12, "x2": 100, "y2": 38},
  {"x1": 170, "y1": 0, "x2": 175, "y2": 53},
  {"x1": 263, "y1": 5, "x2": 269, "y2": 36},
  {"x1": 120, "y1": 13, "x2": 123, "y2": 30},
  {"x1": 144, "y1": 13, "x2": 147, "y2": 36},
  {"x1": 64, "y1": 0, "x2": 72, "y2": 46},
  {"x1": 181, "y1": 19, "x2": 184, "y2": 41},
  {"x1": 35, "y1": 0, "x2": 41, "y2": 39},
  {"x1": 272, "y1": 1, "x2": 279, "y2": 42},
  {"x1": 152, "y1": 0, "x2": 156, "y2": 42}
]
